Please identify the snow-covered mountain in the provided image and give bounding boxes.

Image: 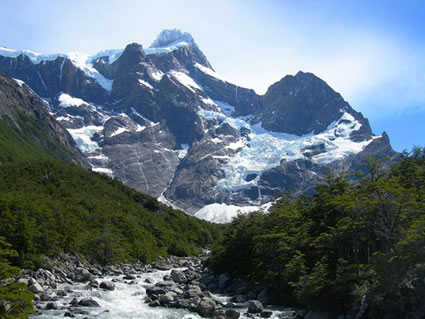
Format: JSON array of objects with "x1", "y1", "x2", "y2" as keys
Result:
[{"x1": 0, "y1": 29, "x2": 399, "y2": 223}]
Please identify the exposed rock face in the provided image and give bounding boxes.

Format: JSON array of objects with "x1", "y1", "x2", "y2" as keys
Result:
[{"x1": 0, "y1": 30, "x2": 399, "y2": 222}]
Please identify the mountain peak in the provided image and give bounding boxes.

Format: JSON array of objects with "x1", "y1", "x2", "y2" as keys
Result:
[{"x1": 150, "y1": 29, "x2": 194, "y2": 48}]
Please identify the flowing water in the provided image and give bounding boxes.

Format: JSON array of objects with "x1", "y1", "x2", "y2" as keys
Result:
[{"x1": 31, "y1": 268, "x2": 296, "y2": 319}]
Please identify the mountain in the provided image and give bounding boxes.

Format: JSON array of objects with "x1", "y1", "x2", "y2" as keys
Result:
[
  {"x1": 0, "y1": 29, "x2": 399, "y2": 222},
  {"x1": 0, "y1": 74, "x2": 86, "y2": 166}
]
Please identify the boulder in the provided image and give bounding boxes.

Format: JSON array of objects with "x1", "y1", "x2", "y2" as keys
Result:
[
  {"x1": 149, "y1": 299, "x2": 161, "y2": 307},
  {"x1": 260, "y1": 310, "x2": 273, "y2": 318},
  {"x1": 171, "y1": 270, "x2": 187, "y2": 283},
  {"x1": 146, "y1": 286, "x2": 166, "y2": 297},
  {"x1": 225, "y1": 308, "x2": 241, "y2": 318},
  {"x1": 248, "y1": 300, "x2": 264, "y2": 313},
  {"x1": 74, "y1": 268, "x2": 95, "y2": 282},
  {"x1": 28, "y1": 282, "x2": 44, "y2": 294},
  {"x1": 257, "y1": 288, "x2": 275, "y2": 305},
  {"x1": 45, "y1": 302, "x2": 58, "y2": 310},
  {"x1": 78, "y1": 298, "x2": 100, "y2": 307},
  {"x1": 196, "y1": 296, "x2": 216, "y2": 317},
  {"x1": 159, "y1": 292, "x2": 177, "y2": 305},
  {"x1": 100, "y1": 281, "x2": 115, "y2": 291}
]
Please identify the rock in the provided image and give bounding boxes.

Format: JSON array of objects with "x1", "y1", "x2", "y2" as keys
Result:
[
  {"x1": 219, "y1": 273, "x2": 230, "y2": 289},
  {"x1": 248, "y1": 300, "x2": 264, "y2": 313},
  {"x1": 213, "y1": 309, "x2": 226, "y2": 317},
  {"x1": 146, "y1": 286, "x2": 167, "y2": 297},
  {"x1": 64, "y1": 312, "x2": 75, "y2": 317},
  {"x1": 171, "y1": 269, "x2": 187, "y2": 283},
  {"x1": 185, "y1": 285, "x2": 202, "y2": 298},
  {"x1": 196, "y1": 296, "x2": 216, "y2": 317},
  {"x1": 70, "y1": 297, "x2": 78, "y2": 306},
  {"x1": 100, "y1": 280, "x2": 115, "y2": 291},
  {"x1": 225, "y1": 309, "x2": 241, "y2": 318},
  {"x1": 28, "y1": 282, "x2": 44, "y2": 294},
  {"x1": 260, "y1": 310, "x2": 273, "y2": 318},
  {"x1": 0, "y1": 300, "x2": 12, "y2": 314},
  {"x1": 45, "y1": 302, "x2": 58, "y2": 310},
  {"x1": 148, "y1": 299, "x2": 161, "y2": 307},
  {"x1": 123, "y1": 274, "x2": 136, "y2": 280},
  {"x1": 144, "y1": 278, "x2": 154, "y2": 284},
  {"x1": 74, "y1": 268, "x2": 95, "y2": 282},
  {"x1": 69, "y1": 307, "x2": 89, "y2": 315},
  {"x1": 78, "y1": 298, "x2": 100, "y2": 307},
  {"x1": 257, "y1": 288, "x2": 275, "y2": 305},
  {"x1": 159, "y1": 292, "x2": 177, "y2": 305},
  {"x1": 173, "y1": 287, "x2": 184, "y2": 295},
  {"x1": 154, "y1": 262, "x2": 172, "y2": 271}
]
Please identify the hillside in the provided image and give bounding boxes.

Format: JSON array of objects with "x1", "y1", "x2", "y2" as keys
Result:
[
  {"x1": 0, "y1": 160, "x2": 221, "y2": 268},
  {"x1": 0, "y1": 74, "x2": 86, "y2": 166}
]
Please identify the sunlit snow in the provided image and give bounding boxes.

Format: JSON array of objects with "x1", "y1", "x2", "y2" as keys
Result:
[
  {"x1": 58, "y1": 93, "x2": 87, "y2": 108},
  {"x1": 194, "y1": 63, "x2": 230, "y2": 83},
  {"x1": 177, "y1": 143, "x2": 190, "y2": 159},
  {"x1": 67, "y1": 125, "x2": 103, "y2": 153},
  {"x1": 197, "y1": 106, "x2": 376, "y2": 191},
  {"x1": 138, "y1": 79, "x2": 153, "y2": 89},
  {"x1": 0, "y1": 47, "x2": 114, "y2": 91},
  {"x1": 13, "y1": 78, "x2": 25, "y2": 87},
  {"x1": 194, "y1": 202, "x2": 275, "y2": 224},
  {"x1": 169, "y1": 71, "x2": 202, "y2": 93},
  {"x1": 110, "y1": 127, "x2": 130, "y2": 137}
]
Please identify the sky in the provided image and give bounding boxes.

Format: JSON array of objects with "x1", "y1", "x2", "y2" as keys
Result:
[{"x1": 1, "y1": 0, "x2": 424, "y2": 152}]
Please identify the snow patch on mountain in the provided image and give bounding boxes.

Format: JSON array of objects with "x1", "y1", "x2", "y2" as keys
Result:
[
  {"x1": 149, "y1": 70, "x2": 164, "y2": 81},
  {"x1": 58, "y1": 93, "x2": 87, "y2": 108},
  {"x1": 92, "y1": 167, "x2": 113, "y2": 176},
  {"x1": 197, "y1": 106, "x2": 376, "y2": 191},
  {"x1": 148, "y1": 29, "x2": 193, "y2": 54},
  {"x1": 177, "y1": 144, "x2": 190, "y2": 159},
  {"x1": 67, "y1": 125, "x2": 104, "y2": 153},
  {"x1": 194, "y1": 63, "x2": 229, "y2": 83},
  {"x1": 13, "y1": 78, "x2": 25, "y2": 87},
  {"x1": 110, "y1": 127, "x2": 130, "y2": 137},
  {"x1": 89, "y1": 49, "x2": 124, "y2": 65},
  {"x1": 138, "y1": 79, "x2": 154, "y2": 90},
  {"x1": 0, "y1": 47, "x2": 114, "y2": 91},
  {"x1": 169, "y1": 71, "x2": 202, "y2": 92}
]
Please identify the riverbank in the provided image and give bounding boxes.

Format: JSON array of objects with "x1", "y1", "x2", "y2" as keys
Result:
[{"x1": 11, "y1": 253, "x2": 307, "y2": 318}]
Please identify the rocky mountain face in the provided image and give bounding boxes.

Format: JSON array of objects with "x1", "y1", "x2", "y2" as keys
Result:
[
  {"x1": 0, "y1": 29, "x2": 399, "y2": 222},
  {"x1": 0, "y1": 74, "x2": 87, "y2": 166}
]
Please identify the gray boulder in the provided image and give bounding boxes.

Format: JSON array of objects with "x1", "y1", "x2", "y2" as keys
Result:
[
  {"x1": 248, "y1": 300, "x2": 264, "y2": 313},
  {"x1": 171, "y1": 269, "x2": 187, "y2": 283},
  {"x1": 74, "y1": 268, "x2": 95, "y2": 282},
  {"x1": 100, "y1": 280, "x2": 115, "y2": 291},
  {"x1": 78, "y1": 298, "x2": 100, "y2": 307},
  {"x1": 196, "y1": 296, "x2": 216, "y2": 317},
  {"x1": 28, "y1": 282, "x2": 44, "y2": 294}
]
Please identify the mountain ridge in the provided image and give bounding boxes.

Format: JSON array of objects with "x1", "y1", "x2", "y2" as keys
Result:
[{"x1": 0, "y1": 29, "x2": 399, "y2": 222}]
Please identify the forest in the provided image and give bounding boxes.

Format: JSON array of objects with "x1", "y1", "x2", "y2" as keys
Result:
[{"x1": 210, "y1": 147, "x2": 425, "y2": 317}]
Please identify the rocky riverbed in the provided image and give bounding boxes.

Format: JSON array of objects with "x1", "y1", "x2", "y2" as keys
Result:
[{"x1": 12, "y1": 253, "x2": 307, "y2": 318}]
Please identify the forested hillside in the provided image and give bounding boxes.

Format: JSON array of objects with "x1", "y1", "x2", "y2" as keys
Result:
[
  {"x1": 0, "y1": 160, "x2": 222, "y2": 268},
  {"x1": 210, "y1": 148, "x2": 425, "y2": 318}
]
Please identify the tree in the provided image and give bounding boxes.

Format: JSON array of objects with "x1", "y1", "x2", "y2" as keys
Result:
[{"x1": 0, "y1": 236, "x2": 34, "y2": 318}]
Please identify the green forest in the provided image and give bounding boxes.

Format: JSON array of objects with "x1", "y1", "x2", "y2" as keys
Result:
[
  {"x1": 0, "y1": 160, "x2": 223, "y2": 317},
  {"x1": 210, "y1": 148, "x2": 425, "y2": 318}
]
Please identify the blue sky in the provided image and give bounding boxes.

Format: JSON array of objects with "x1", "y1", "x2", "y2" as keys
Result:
[{"x1": 1, "y1": 0, "x2": 424, "y2": 152}]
